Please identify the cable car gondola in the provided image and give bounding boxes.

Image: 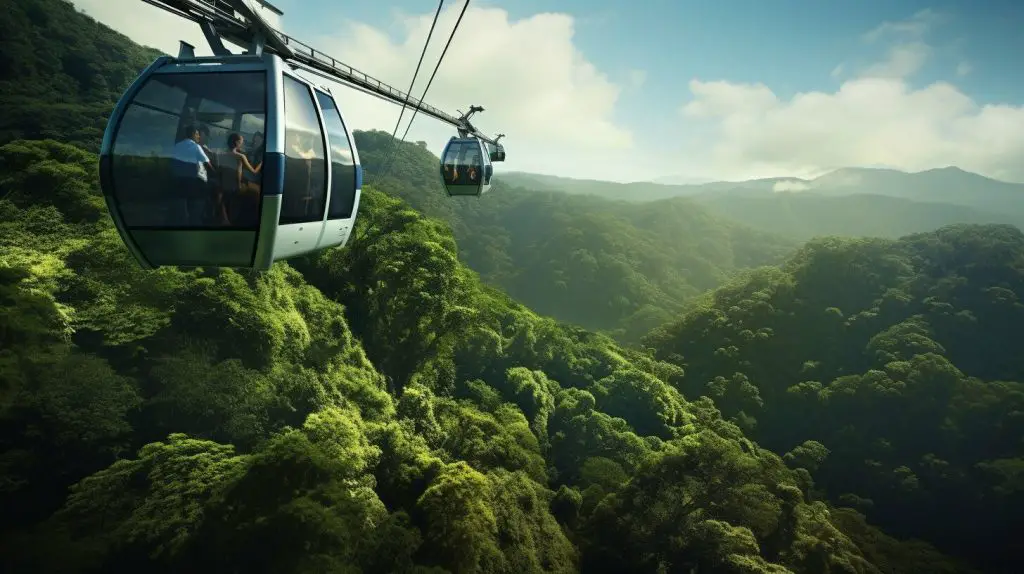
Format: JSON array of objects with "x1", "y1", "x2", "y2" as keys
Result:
[
  {"x1": 487, "y1": 134, "x2": 506, "y2": 163},
  {"x1": 439, "y1": 136, "x2": 493, "y2": 197},
  {"x1": 488, "y1": 142, "x2": 506, "y2": 162},
  {"x1": 99, "y1": 49, "x2": 363, "y2": 270}
]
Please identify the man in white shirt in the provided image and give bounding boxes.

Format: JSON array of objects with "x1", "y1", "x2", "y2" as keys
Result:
[{"x1": 171, "y1": 125, "x2": 215, "y2": 225}]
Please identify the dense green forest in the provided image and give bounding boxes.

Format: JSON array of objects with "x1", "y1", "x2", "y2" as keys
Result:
[
  {"x1": 1, "y1": 0, "x2": 1021, "y2": 573},
  {"x1": 644, "y1": 228, "x2": 1024, "y2": 572}
]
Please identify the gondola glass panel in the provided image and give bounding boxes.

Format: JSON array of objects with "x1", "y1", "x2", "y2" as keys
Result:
[
  {"x1": 109, "y1": 71, "x2": 266, "y2": 267},
  {"x1": 315, "y1": 89, "x2": 361, "y2": 249},
  {"x1": 278, "y1": 76, "x2": 327, "y2": 226},
  {"x1": 316, "y1": 91, "x2": 357, "y2": 220}
]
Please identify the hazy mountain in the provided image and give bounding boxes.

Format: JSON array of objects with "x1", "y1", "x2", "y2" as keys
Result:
[
  {"x1": 495, "y1": 171, "x2": 710, "y2": 201},
  {"x1": 804, "y1": 166, "x2": 1024, "y2": 212},
  {"x1": 498, "y1": 166, "x2": 1024, "y2": 239},
  {"x1": 650, "y1": 174, "x2": 716, "y2": 185},
  {"x1": 696, "y1": 192, "x2": 1016, "y2": 241}
]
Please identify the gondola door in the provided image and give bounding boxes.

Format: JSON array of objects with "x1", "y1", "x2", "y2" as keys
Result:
[
  {"x1": 313, "y1": 88, "x2": 362, "y2": 250},
  {"x1": 270, "y1": 72, "x2": 331, "y2": 261}
]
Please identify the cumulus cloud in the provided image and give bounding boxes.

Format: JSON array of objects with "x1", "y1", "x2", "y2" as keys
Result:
[
  {"x1": 680, "y1": 76, "x2": 1024, "y2": 183},
  {"x1": 70, "y1": 0, "x2": 647, "y2": 181},
  {"x1": 304, "y1": 3, "x2": 635, "y2": 175},
  {"x1": 677, "y1": 10, "x2": 1024, "y2": 183}
]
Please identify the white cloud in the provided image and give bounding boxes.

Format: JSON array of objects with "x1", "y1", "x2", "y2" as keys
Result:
[
  {"x1": 861, "y1": 42, "x2": 930, "y2": 79},
  {"x1": 69, "y1": 0, "x2": 649, "y2": 181},
  {"x1": 843, "y1": 10, "x2": 939, "y2": 81},
  {"x1": 862, "y1": 9, "x2": 938, "y2": 43},
  {"x1": 680, "y1": 75, "x2": 1024, "y2": 183},
  {"x1": 956, "y1": 61, "x2": 972, "y2": 76},
  {"x1": 674, "y1": 10, "x2": 1024, "y2": 184},
  {"x1": 303, "y1": 3, "x2": 636, "y2": 178}
]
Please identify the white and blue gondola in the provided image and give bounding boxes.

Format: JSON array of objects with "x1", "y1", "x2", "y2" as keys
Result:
[{"x1": 98, "y1": 52, "x2": 363, "y2": 270}]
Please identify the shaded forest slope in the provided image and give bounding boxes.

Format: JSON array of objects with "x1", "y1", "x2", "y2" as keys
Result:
[{"x1": 647, "y1": 226, "x2": 1024, "y2": 573}]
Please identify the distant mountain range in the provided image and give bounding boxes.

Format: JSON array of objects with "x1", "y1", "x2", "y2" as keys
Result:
[{"x1": 495, "y1": 166, "x2": 1024, "y2": 241}]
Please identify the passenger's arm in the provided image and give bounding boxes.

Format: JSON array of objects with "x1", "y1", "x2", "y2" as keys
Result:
[{"x1": 235, "y1": 151, "x2": 262, "y2": 174}]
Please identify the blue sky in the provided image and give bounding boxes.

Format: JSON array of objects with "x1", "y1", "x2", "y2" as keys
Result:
[
  {"x1": 78, "y1": 0, "x2": 1024, "y2": 183},
  {"x1": 274, "y1": 0, "x2": 1024, "y2": 106},
  {"x1": 268, "y1": 0, "x2": 1024, "y2": 181}
]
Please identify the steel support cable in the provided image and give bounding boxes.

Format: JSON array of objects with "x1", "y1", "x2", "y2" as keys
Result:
[
  {"x1": 368, "y1": 0, "x2": 444, "y2": 184},
  {"x1": 379, "y1": 0, "x2": 471, "y2": 180}
]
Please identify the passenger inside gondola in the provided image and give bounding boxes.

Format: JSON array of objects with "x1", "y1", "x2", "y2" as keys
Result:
[
  {"x1": 456, "y1": 147, "x2": 476, "y2": 185},
  {"x1": 198, "y1": 124, "x2": 218, "y2": 170},
  {"x1": 171, "y1": 124, "x2": 215, "y2": 226},
  {"x1": 467, "y1": 149, "x2": 480, "y2": 183},
  {"x1": 246, "y1": 131, "x2": 265, "y2": 179},
  {"x1": 442, "y1": 145, "x2": 460, "y2": 184},
  {"x1": 220, "y1": 132, "x2": 262, "y2": 226}
]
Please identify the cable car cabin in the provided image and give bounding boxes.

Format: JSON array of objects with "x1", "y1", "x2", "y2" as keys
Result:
[
  {"x1": 488, "y1": 142, "x2": 506, "y2": 162},
  {"x1": 439, "y1": 137, "x2": 493, "y2": 197},
  {"x1": 99, "y1": 52, "x2": 363, "y2": 270}
]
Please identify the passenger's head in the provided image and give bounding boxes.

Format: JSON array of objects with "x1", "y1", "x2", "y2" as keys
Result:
[
  {"x1": 198, "y1": 125, "x2": 210, "y2": 143},
  {"x1": 184, "y1": 124, "x2": 201, "y2": 142},
  {"x1": 253, "y1": 131, "x2": 264, "y2": 146},
  {"x1": 228, "y1": 133, "x2": 244, "y2": 150}
]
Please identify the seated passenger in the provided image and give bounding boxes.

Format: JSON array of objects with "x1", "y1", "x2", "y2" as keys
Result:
[{"x1": 172, "y1": 124, "x2": 215, "y2": 226}]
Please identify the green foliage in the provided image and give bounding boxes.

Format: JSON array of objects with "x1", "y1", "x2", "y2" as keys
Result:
[
  {"x1": 0, "y1": 0, "x2": 163, "y2": 150},
  {"x1": 0, "y1": 136, "x2": 961, "y2": 573},
  {"x1": 649, "y1": 225, "x2": 1024, "y2": 572}
]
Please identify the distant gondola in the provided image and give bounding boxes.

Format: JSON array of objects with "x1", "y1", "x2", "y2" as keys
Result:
[
  {"x1": 488, "y1": 141, "x2": 506, "y2": 162},
  {"x1": 98, "y1": 50, "x2": 363, "y2": 270},
  {"x1": 439, "y1": 136, "x2": 493, "y2": 196}
]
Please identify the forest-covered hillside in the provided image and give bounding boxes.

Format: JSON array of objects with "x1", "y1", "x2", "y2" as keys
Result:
[
  {"x1": 0, "y1": 0, "x2": 1018, "y2": 573},
  {"x1": 0, "y1": 0, "x2": 162, "y2": 148},
  {"x1": 645, "y1": 227, "x2": 1024, "y2": 573},
  {"x1": 356, "y1": 130, "x2": 797, "y2": 342},
  {"x1": 1, "y1": 137, "x2": 967, "y2": 573}
]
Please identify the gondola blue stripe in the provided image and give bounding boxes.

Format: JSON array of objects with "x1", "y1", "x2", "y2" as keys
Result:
[{"x1": 261, "y1": 152, "x2": 285, "y2": 196}]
